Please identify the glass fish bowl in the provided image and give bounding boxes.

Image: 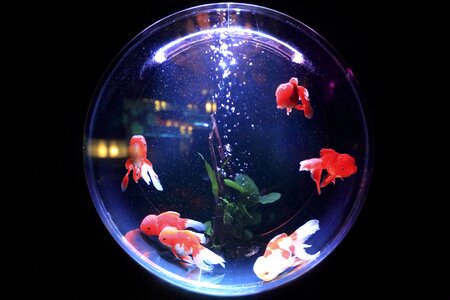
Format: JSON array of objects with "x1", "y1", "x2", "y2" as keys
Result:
[{"x1": 83, "y1": 2, "x2": 372, "y2": 297}]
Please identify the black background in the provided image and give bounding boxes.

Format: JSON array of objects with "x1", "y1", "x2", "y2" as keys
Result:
[{"x1": 34, "y1": 1, "x2": 415, "y2": 299}]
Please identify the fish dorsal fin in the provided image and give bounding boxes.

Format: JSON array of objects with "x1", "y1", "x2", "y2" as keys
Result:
[
  {"x1": 159, "y1": 211, "x2": 180, "y2": 218},
  {"x1": 320, "y1": 148, "x2": 337, "y2": 157},
  {"x1": 269, "y1": 233, "x2": 288, "y2": 244}
]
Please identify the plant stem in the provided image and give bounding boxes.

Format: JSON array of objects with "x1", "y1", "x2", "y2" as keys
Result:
[
  {"x1": 209, "y1": 114, "x2": 226, "y2": 245},
  {"x1": 211, "y1": 114, "x2": 225, "y2": 162},
  {"x1": 211, "y1": 114, "x2": 233, "y2": 175},
  {"x1": 208, "y1": 117, "x2": 224, "y2": 197}
]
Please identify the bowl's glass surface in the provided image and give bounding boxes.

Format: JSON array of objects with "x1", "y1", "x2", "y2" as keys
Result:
[{"x1": 84, "y1": 2, "x2": 372, "y2": 296}]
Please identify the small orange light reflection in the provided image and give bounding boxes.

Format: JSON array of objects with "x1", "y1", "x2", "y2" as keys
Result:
[
  {"x1": 188, "y1": 126, "x2": 193, "y2": 135},
  {"x1": 87, "y1": 139, "x2": 128, "y2": 158},
  {"x1": 187, "y1": 104, "x2": 193, "y2": 110},
  {"x1": 161, "y1": 101, "x2": 167, "y2": 110},
  {"x1": 180, "y1": 125, "x2": 186, "y2": 135},
  {"x1": 166, "y1": 120, "x2": 173, "y2": 127},
  {"x1": 205, "y1": 101, "x2": 212, "y2": 113},
  {"x1": 97, "y1": 141, "x2": 108, "y2": 158},
  {"x1": 154, "y1": 100, "x2": 161, "y2": 111},
  {"x1": 109, "y1": 142, "x2": 119, "y2": 157},
  {"x1": 212, "y1": 102, "x2": 217, "y2": 113}
]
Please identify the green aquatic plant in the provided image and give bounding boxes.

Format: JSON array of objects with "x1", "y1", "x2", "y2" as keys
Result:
[{"x1": 198, "y1": 115, "x2": 281, "y2": 258}]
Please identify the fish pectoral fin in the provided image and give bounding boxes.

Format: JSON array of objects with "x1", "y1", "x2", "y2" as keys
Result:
[
  {"x1": 320, "y1": 174, "x2": 336, "y2": 188},
  {"x1": 292, "y1": 258, "x2": 306, "y2": 267},
  {"x1": 180, "y1": 255, "x2": 194, "y2": 265},
  {"x1": 170, "y1": 249, "x2": 182, "y2": 260},
  {"x1": 121, "y1": 169, "x2": 131, "y2": 191},
  {"x1": 294, "y1": 104, "x2": 305, "y2": 111}
]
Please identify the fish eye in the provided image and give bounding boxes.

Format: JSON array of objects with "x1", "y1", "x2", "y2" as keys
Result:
[
  {"x1": 264, "y1": 272, "x2": 269, "y2": 275},
  {"x1": 163, "y1": 238, "x2": 166, "y2": 240},
  {"x1": 147, "y1": 227, "x2": 151, "y2": 230},
  {"x1": 341, "y1": 167, "x2": 345, "y2": 171}
]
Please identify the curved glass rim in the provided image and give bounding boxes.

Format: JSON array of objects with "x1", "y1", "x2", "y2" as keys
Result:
[{"x1": 83, "y1": 2, "x2": 374, "y2": 296}]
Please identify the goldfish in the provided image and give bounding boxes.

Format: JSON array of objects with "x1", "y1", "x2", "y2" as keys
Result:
[
  {"x1": 121, "y1": 135, "x2": 163, "y2": 192},
  {"x1": 140, "y1": 211, "x2": 207, "y2": 243},
  {"x1": 299, "y1": 148, "x2": 357, "y2": 194},
  {"x1": 253, "y1": 219, "x2": 320, "y2": 282},
  {"x1": 275, "y1": 77, "x2": 313, "y2": 118},
  {"x1": 159, "y1": 227, "x2": 225, "y2": 271}
]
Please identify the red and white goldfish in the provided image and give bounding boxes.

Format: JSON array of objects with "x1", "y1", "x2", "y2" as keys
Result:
[
  {"x1": 299, "y1": 148, "x2": 357, "y2": 195},
  {"x1": 253, "y1": 219, "x2": 320, "y2": 282},
  {"x1": 121, "y1": 135, "x2": 163, "y2": 192},
  {"x1": 275, "y1": 77, "x2": 313, "y2": 118},
  {"x1": 140, "y1": 211, "x2": 206, "y2": 243},
  {"x1": 159, "y1": 227, "x2": 225, "y2": 271}
]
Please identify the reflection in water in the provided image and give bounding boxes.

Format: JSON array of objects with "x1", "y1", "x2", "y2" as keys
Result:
[
  {"x1": 87, "y1": 95, "x2": 217, "y2": 158},
  {"x1": 125, "y1": 228, "x2": 225, "y2": 285},
  {"x1": 87, "y1": 139, "x2": 128, "y2": 158}
]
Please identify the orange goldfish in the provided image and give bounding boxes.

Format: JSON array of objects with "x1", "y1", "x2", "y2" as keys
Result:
[
  {"x1": 140, "y1": 211, "x2": 206, "y2": 243},
  {"x1": 299, "y1": 148, "x2": 357, "y2": 194},
  {"x1": 121, "y1": 135, "x2": 163, "y2": 192},
  {"x1": 253, "y1": 219, "x2": 320, "y2": 282},
  {"x1": 159, "y1": 227, "x2": 225, "y2": 271},
  {"x1": 275, "y1": 77, "x2": 313, "y2": 118}
]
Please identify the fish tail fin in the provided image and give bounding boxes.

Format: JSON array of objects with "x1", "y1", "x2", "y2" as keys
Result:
[
  {"x1": 298, "y1": 86, "x2": 313, "y2": 119},
  {"x1": 193, "y1": 247, "x2": 225, "y2": 271},
  {"x1": 121, "y1": 170, "x2": 131, "y2": 191},
  {"x1": 291, "y1": 220, "x2": 320, "y2": 261},
  {"x1": 190, "y1": 232, "x2": 209, "y2": 244},
  {"x1": 184, "y1": 219, "x2": 206, "y2": 232},
  {"x1": 148, "y1": 165, "x2": 163, "y2": 191},
  {"x1": 299, "y1": 158, "x2": 323, "y2": 194},
  {"x1": 303, "y1": 103, "x2": 313, "y2": 119},
  {"x1": 292, "y1": 220, "x2": 320, "y2": 244}
]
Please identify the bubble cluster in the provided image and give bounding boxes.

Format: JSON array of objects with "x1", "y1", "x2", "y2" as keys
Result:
[{"x1": 205, "y1": 33, "x2": 257, "y2": 173}]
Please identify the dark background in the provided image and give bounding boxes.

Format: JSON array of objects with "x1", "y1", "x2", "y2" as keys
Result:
[{"x1": 34, "y1": 1, "x2": 413, "y2": 299}]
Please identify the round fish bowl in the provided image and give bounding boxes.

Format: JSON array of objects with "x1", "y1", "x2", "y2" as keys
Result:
[{"x1": 83, "y1": 2, "x2": 372, "y2": 296}]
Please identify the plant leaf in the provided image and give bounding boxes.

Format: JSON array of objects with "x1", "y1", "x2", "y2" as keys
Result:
[
  {"x1": 224, "y1": 179, "x2": 245, "y2": 193},
  {"x1": 249, "y1": 212, "x2": 262, "y2": 225},
  {"x1": 243, "y1": 229, "x2": 253, "y2": 241},
  {"x1": 259, "y1": 192, "x2": 281, "y2": 204},
  {"x1": 237, "y1": 201, "x2": 253, "y2": 220},
  {"x1": 204, "y1": 221, "x2": 213, "y2": 236},
  {"x1": 226, "y1": 202, "x2": 238, "y2": 214},
  {"x1": 219, "y1": 197, "x2": 230, "y2": 204},
  {"x1": 224, "y1": 211, "x2": 234, "y2": 225},
  {"x1": 234, "y1": 174, "x2": 259, "y2": 197},
  {"x1": 198, "y1": 153, "x2": 218, "y2": 198}
]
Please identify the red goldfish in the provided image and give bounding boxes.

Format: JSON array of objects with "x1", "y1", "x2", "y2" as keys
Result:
[
  {"x1": 159, "y1": 227, "x2": 225, "y2": 271},
  {"x1": 275, "y1": 77, "x2": 313, "y2": 118},
  {"x1": 253, "y1": 219, "x2": 320, "y2": 282},
  {"x1": 121, "y1": 135, "x2": 163, "y2": 192},
  {"x1": 299, "y1": 148, "x2": 357, "y2": 195},
  {"x1": 140, "y1": 211, "x2": 206, "y2": 243}
]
